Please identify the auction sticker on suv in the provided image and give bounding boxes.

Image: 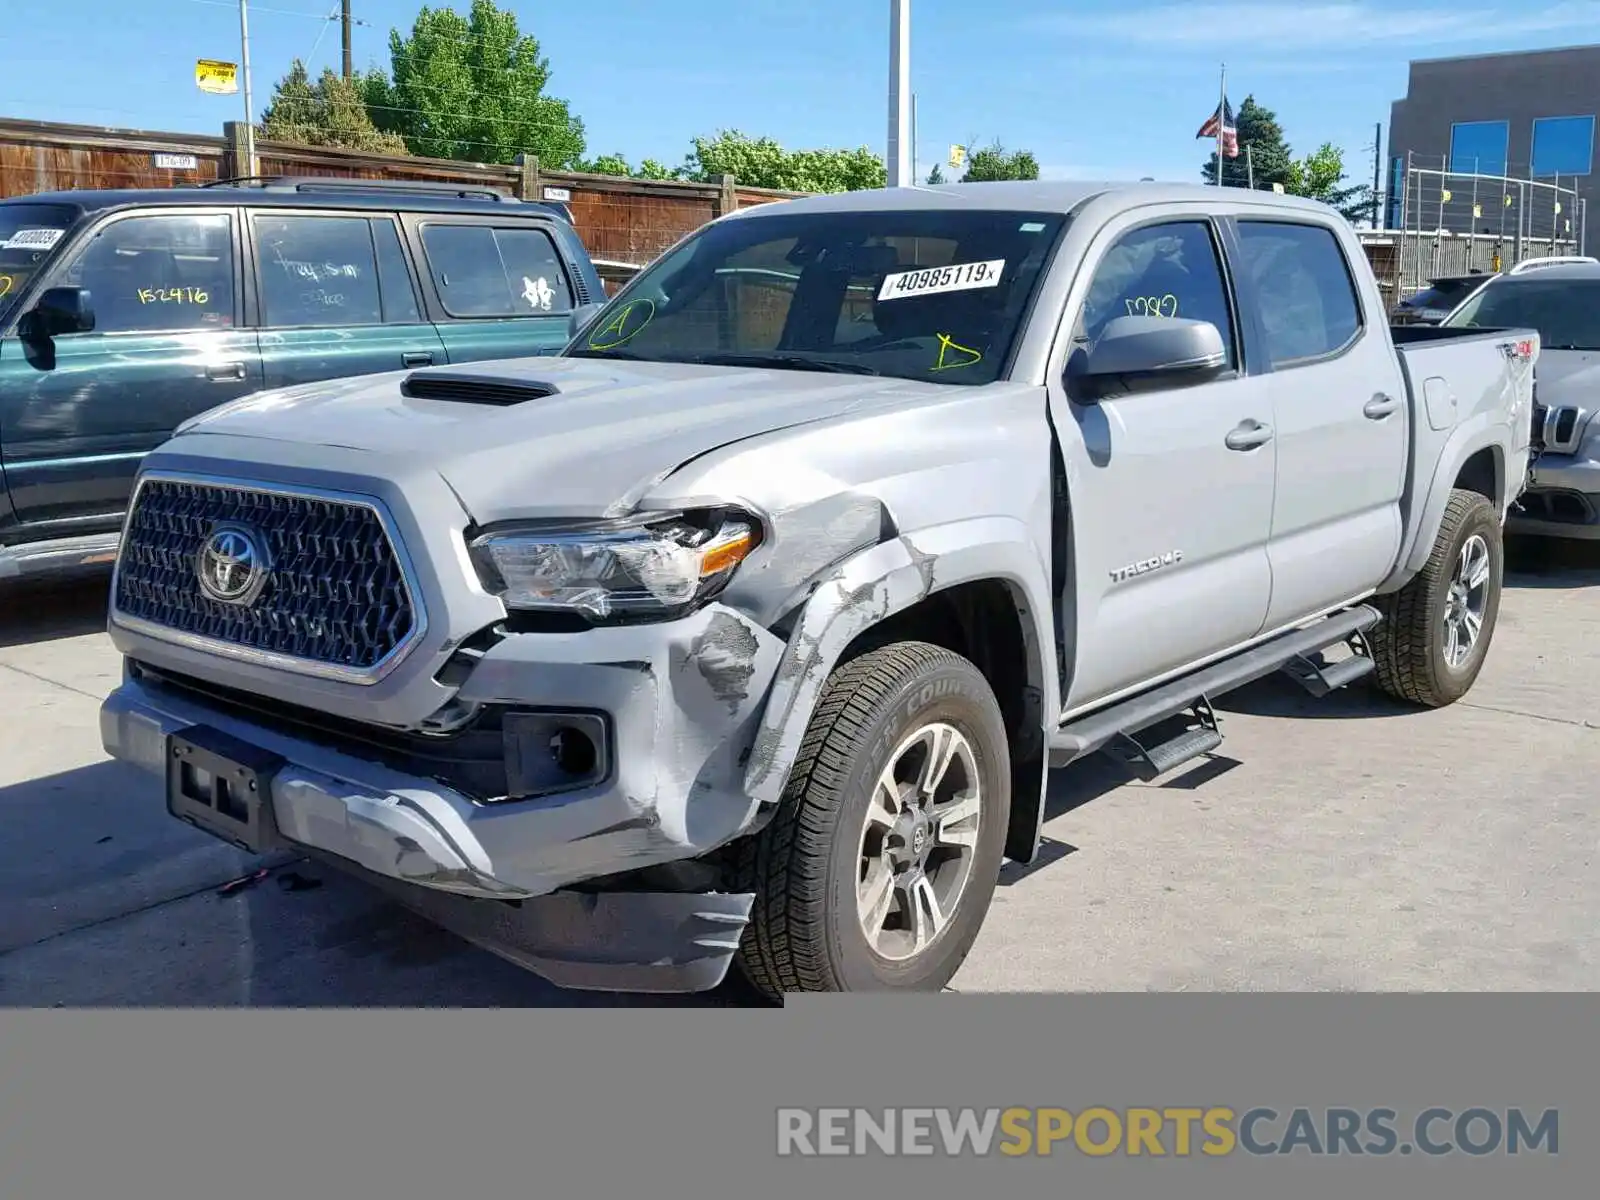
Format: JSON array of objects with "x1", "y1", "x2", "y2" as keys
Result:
[{"x1": 879, "y1": 259, "x2": 1006, "y2": 300}]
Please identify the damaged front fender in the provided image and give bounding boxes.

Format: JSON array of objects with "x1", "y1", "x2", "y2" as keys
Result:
[{"x1": 742, "y1": 519, "x2": 1057, "y2": 813}]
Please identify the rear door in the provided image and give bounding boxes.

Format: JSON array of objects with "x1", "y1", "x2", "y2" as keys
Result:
[
  {"x1": 250, "y1": 208, "x2": 447, "y2": 388},
  {"x1": 1047, "y1": 209, "x2": 1279, "y2": 711},
  {"x1": 404, "y1": 215, "x2": 578, "y2": 363},
  {"x1": 0, "y1": 206, "x2": 261, "y2": 529},
  {"x1": 1228, "y1": 218, "x2": 1410, "y2": 629}
]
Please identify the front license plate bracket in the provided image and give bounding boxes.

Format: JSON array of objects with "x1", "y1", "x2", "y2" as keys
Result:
[{"x1": 166, "y1": 724, "x2": 287, "y2": 855}]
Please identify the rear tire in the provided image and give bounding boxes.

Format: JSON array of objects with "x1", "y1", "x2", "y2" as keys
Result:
[
  {"x1": 1371, "y1": 488, "x2": 1503, "y2": 708},
  {"x1": 733, "y1": 641, "x2": 1009, "y2": 998}
]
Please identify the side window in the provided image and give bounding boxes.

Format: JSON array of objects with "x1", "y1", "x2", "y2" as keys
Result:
[
  {"x1": 370, "y1": 217, "x2": 421, "y2": 324},
  {"x1": 419, "y1": 223, "x2": 574, "y2": 318},
  {"x1": 1234, "y1": 222, "x2": 1363, "y2": 366},
  {"x1": 61, "y1": 213, "x2": 235, "y2": 334},
  {"x1": 253, "y1": 214, "x2": 383, "y2": 328},
  {"x1": 1078, "y1": 220, "x2": 1237, "y2": 365},
  {"x1": 492, "y1": 227, "x2": 575, "y2": 315}
]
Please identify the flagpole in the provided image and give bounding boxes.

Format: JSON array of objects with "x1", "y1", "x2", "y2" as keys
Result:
[{"x1": 1217, "y1": 63, "x2": 1226, "y2": 186}]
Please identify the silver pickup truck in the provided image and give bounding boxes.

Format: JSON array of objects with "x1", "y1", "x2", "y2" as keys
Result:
[{"x1": 99, "y1": 181, "x2": 1538, "y2": 998}]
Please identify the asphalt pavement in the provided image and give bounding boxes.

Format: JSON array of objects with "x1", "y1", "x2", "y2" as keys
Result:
[{"x1": 1, "y1": 540, "x2": 1596, "y2": 1005}]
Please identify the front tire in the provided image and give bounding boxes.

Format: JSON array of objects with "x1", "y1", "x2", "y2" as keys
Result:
[
  {"x1": 1371, "y1": 488, "x2": 1504, "y2": 708},
  {"x1": 734, "y1": 641, "x2": 1010, "y2": 997}
]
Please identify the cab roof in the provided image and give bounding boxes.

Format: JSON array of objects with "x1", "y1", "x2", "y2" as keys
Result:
[{"x1": 721, "y1": 178, "x2": 1343, "y2": 220}]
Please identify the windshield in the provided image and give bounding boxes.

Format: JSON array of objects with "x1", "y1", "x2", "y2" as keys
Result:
[
  {"x1": 566, "y1": 208, "x2": 1069, "y2": 385},
  {"x1": 1444, "y1": 277, "x2": 1600, "y2": 349},
  {"x1": 0, "y1": 203, "x2": 79, "y2": 322}
]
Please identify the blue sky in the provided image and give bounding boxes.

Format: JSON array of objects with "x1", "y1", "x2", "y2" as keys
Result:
[{"x1": 8, "y1": 1, "x2": 1600, "y2": 183}]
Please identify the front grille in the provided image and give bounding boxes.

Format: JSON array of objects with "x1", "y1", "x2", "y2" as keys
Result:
[
  {"x1": 113, "y1": 477, "x2": 417, "y2": 673},
  {"x1": 1540, "y1": 404, "x2": 1589, "y2": 454}
]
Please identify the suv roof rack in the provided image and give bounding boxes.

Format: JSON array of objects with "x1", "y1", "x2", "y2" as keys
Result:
[
  {"x1": 1508, "y1": 254, "x2": 1600, "y2": 275},
  {"x1": 201, "y1": 175, "x2": 518, "y2": 202}
]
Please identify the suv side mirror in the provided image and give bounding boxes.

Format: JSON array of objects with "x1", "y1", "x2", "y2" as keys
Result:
[
  {"x1": 567, "y1": 301, "x2": 605, "y2": 342},
  {"x1": 21, "y1": 286, "x2": 95, "y2": 340},
  {"x1": 1070, "y1": 315, "x2": 1227, "y2": 399}
]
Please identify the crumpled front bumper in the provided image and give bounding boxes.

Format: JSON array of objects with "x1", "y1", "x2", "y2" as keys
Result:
[
  {"x1": 99, "y1": 603, "x2": 787, "y2": 993},
  {"x1": 1511, "y1": 451, "x2": 1600, "y2": 539}
]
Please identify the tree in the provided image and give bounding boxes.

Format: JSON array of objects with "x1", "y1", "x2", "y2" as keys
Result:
[
  {"x1": 260, "y1": 60, "x2": 408, "y2": 153},
  {"x1": 926, "y1": 163, "x2": 947, "y2": 184},
  {"x1": 681, "y1": 130, "x2": 885, "y2": 192},
  {"x1": 1201, "y1": 95, "x2": 1292, "y2": 190},
  {"x1": 959, "y1": 141, "x2": 1040, "y2": 182},
  {"x1": 635, "y1": 159, "x2": 682, "y2": 181},
  {"x1": 1285, "y1": 142, "x2": 1373, "y2": 223},
  {"x1": 362, "y1": 0, "x2": 585, "y2": 166},
  {"x1": 575, "y1": 152, "x2": 685, "y2": 181},
  {"x1": 581, "y1": 152, "x2": 632, "y2": 176}
]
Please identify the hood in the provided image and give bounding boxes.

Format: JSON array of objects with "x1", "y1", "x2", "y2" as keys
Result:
[
  {"x1": 173, "y1": 355, "x2": 955, "y2": 521},
  {"x1": 1534, "y1": 349, "x2": 1600, "y2": 438},
  {"x1": 1534, "y1": 347, "x2": 1600, "y2": 401}
]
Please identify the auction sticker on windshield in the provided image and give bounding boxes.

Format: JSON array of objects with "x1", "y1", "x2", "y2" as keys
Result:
[
  {"x1": 1, "y1": 228, "x2": 65, "y2": 252},
  {"x1": 879, "y1": 259, "x2": 1006, "y2": 301}
]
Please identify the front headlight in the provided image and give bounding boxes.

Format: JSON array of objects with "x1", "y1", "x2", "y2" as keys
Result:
[{"x1": 468, "y1": 511, "x2": 760, "y2": 622}]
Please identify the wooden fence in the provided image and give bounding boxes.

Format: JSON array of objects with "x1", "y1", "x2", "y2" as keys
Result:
[{"x1": 0, "y1": 117, "x2": 804, "y2": 288}]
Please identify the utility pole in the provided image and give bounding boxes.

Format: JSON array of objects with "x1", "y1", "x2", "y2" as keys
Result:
[
  {"x1": 341, "y1": 0, "x2": 353, "y2": 79},
  {"x1": 1371, "y1": 121, "x2": 1382, "y2": 229},
  {"x1": 911, "y1": 93, "x2": 919, "y2": 184},
  {"x1": 887, "y1": 0, "x2": 911, "y2": 188},
  {"x1": 239, "y1": 0, "x2": 257, "y2": 175}
]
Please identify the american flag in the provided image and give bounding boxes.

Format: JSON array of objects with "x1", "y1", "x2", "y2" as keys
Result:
[{"x1": 1197, "y1": 98, "x2": 1240, "y2": 159}]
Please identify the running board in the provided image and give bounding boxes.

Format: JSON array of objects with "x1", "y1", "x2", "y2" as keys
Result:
[
  {"x1": 1280, "y1": 629, "x2": 1376, "y2": 698},
  {"x1": 1048, "y1": 604, "x2": 1384, "y2": 773},
  {"x1": 0, "y1": 531, "x2": 122, "y2": 580}
]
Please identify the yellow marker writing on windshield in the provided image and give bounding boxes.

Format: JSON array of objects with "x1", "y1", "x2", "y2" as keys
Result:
[
  {"x1": 0, "y1": 275, "x2": 13, "y2": 300},
  {"x1": 930, "y1": 332, "x2": 983, "y2": 371},
  {"x1": 588, "y1": 298, "x2": 656, "y2": 350}
]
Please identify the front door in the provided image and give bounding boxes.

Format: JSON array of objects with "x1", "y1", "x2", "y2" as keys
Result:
[
  {"x1": 250, "y1": 210, "x2": 447, "y2": 388},
  {"x1": 0, "y1": 208, "x2": 262, "y2": 530},
  {"x1": 1230, "y1": 219, "x2": 1410, "y2": 629},
  {"x1": 409, "y1": 219, "x2": 577, "y2": 364},
  {"x1": 1047, "y1": 213, "x2": 1279, "y2": 712}
]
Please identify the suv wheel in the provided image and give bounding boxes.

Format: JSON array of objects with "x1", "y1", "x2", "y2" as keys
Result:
[
  {"x1": 1371, "y1": 488, "x2": 1504, "y2": 708},
  {"x1": 734, "y1": 641, "x2": 1009, "y2": 997}
]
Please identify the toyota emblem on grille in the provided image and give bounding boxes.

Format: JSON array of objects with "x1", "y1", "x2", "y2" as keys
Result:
[{"x1": 196, "y1": 524, "x2": 271, "y2": 606}]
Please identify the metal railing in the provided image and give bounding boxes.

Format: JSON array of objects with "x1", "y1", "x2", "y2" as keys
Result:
[{"x1": 1391, "y1": 156, "x2": 1588, "y2": 293}]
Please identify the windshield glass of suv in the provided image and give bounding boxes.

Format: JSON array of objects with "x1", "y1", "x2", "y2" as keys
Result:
[
  {"x1": 1445, "y1": 277, "x2": 1600, "y2": 349},
  {"x1": 0, "y1": 203, "x2": 78, "y2": 322},
  {"x1": 566, "y1": 208, "x2": 1068, "y2": 385}
]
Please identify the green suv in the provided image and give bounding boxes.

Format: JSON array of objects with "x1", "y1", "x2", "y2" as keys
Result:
[{"x1": 0, "y1": 176, "x2": 605, "y2": 581}]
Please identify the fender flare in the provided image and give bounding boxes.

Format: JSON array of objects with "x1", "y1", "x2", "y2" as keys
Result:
[
  {"x1": 1381, "y1": 418, "x2": 1507, "y2": 593},
  {"x1": 742, "y1": 517, "x2": 1058, "y2": 847}
]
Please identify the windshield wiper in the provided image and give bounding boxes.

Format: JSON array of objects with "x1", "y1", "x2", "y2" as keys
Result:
[
  {"x1": 686, "y1": 352, "x2": 882, "y2": 376},
  {"x1": 565, "y1": 347, "x2": 649, "y2": 360}
]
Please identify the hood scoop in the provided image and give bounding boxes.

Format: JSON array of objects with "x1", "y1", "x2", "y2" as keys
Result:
[{"x1": 400, "y1": 371, "x2": 562, "y2": 407}]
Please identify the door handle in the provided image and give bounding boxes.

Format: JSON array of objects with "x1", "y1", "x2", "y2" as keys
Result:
[
  {"x1": 402, "y1": 351, "x2": 434, "y2": 367},
  {"x1": 205, "y1": 362, "x2": 247, "y2": 381},
  {"x1": 1364, "y1": 392, "x2": 1401, "y2": 419},
  {"x1": 1225, "y1": 420, "x2": 1274, "y2": 450}
]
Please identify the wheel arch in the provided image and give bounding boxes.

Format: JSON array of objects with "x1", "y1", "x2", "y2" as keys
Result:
[
  {"x1": 1382, "y1": 424, "x2": 1509, "y2": 594},
  {"x1": 742, "y1": 519, "x2": 1058, "y2": 864}
]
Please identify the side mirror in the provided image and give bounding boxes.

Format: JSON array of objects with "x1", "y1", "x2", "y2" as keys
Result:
[
  {"x1": 568, "y1": 301, "x2": 605, "y2": 341},
  {"x1": 21, "y1": 286, "x2": 95, "y2": 340},
  {"x1": 1070, "y1": 315, "x2": 1228, "y2": 399}
]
